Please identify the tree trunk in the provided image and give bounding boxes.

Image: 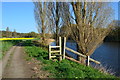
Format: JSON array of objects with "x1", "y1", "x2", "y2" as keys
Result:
[
  {"x1": 42, "y1": 26, "x2": 45, "y2": 43},
  {"x1": 56, "y1": 26, "x2": 59, "y2": 46},
  {"x1": 55, "y1": 2, "x2": 59, "y2": 46},
  {"x1": 76, "y1": 43, "x2": 86, "y2": 64}
]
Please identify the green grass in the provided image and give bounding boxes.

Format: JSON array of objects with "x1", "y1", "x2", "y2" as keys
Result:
[
  {"x1": 0, "y1": 40, "x2": 20, "y2": 59},
  {"x1": 24, "y1": 41, "x2": 116, "y2": 78}
]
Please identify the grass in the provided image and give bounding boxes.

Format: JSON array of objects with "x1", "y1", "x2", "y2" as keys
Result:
[
  {"x1": 0, "y1": 40, "x2": 20, "y2": 59},
  {"x1": 24, "y1": 41, "x2": 117, "y2": 79}
]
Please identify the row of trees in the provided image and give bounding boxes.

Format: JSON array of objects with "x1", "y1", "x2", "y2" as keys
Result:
[
  {"x1": 1, "y1": 27, "x2": 40, "y2": 38},
  {"x1": 2, "y1": 27, "x2": 17, "y2": 38},
  {"x1": 34, "y1": 2, "x2": 114, "y2": 63}
]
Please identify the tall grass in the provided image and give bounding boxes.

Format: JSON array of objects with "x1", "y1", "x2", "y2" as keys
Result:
[{"x1": 24, "y1": 41, "x2": 116, "y2": 78}]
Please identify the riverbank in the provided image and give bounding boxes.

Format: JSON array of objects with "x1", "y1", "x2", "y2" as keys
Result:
[{"x1": 24, "y1": 40, "x2": 117, "y2": 78}]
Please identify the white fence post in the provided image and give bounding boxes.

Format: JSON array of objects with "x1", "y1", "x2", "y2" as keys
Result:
[
  {"x1": 86, "y1": 56, "x2": 90, "y2": 66},
  {"x1": 49, "y1": 45, "x2": 51, "y2": 60},
  {"x1": 59, "y1": 37, "x2": 62, "y2": 61},
  {"x1": 63, "y1": 37, "x2": 66, "y2": 59}
]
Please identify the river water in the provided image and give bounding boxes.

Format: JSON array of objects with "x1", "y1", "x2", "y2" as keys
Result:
[{"x1": 51, "y1": 41, "x2": 120, "y2": 76}]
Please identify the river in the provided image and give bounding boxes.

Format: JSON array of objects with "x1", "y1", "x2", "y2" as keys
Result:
[{"x1": 51, "y1": 41, "x2": 120, "y2": 76}]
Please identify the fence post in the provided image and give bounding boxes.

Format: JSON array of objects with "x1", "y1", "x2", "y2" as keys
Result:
[
  {"x1": 63, "y1": 37, "x2": 66, "y2": 59},
  {"x1": 59, "y1": 37, "x2": 62, "y2": 61},
  {"x1": 49, "y1": 45, "x2": 51, "y2": 60},
  {"x1": 86, "y1": 56, "x2": 90, "y2": 66}
]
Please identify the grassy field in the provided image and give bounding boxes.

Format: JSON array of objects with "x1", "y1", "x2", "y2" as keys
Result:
[
  {"x1": 0, "y1": 40, "x2": 20, "y2": 59},
  {"x1": 24, "y1": 41, "x2": 116, "y2": 78}
]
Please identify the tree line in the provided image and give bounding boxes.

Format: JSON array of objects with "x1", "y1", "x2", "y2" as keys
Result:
[
  {"x1": 104, "y1": 20, "x2": 120, "y2": 42},
  {"x1": 1, "y1": 27, "x2": 41, "y2": 38}
]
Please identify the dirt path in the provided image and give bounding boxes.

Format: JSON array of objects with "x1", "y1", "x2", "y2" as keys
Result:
[
  {"x1": 1, "y1": 42, "x2": 50, "y2": 78},
  {"x1": 2, "y1": 46, "x2": 16, "y2": 72},
  {"x1": 2, "y1": 46, "x2": 35, "y2": 78},
  {"x1": 0, "y1": 46, "x2": 16, "y2": 79}
]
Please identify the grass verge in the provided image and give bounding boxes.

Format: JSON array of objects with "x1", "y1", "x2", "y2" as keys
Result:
[
  {"x1": 24, "y1": 41, "x2": 117, "y2": 78},
  {"x1": 0, "y1": 40, "x2": 21, "y2": 59}
]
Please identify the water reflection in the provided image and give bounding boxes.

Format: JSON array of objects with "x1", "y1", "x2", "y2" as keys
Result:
[{"x1": 91, "y1": 42, "x2": 120, "y2": 76}]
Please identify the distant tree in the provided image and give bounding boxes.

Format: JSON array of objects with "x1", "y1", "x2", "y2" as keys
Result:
[
  {"x1": 24, "y1": 32, "x2": 39, "y2": 38},
  {"x1": 13, "y1": 29, "x2": 17, "y2": 37},
  {"x1": 28, "y1": 32, "x2": 39, "y2": 38},
  {"x1": 105, "y1": 20, "x2": 120, "y2": 41},
  {"x1": 0, "y1": 31, "x2": 2, "y2": 38},
  {"x1": 1, "y1": 31, "x2": 5, "y2": 37},
  {"x1": 9, "y1": 32, "x2": 12, "y2": 38},
  {"x1": 6, "y1": 27, "x2": 9, "y2": 37}
]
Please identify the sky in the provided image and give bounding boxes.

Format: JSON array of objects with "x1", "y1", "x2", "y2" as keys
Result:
[
  {"x1": 2, "y1": 2, "x2": 37, "y2": 33},
  {"x1": 1, "y1": 2, "x2": 119, "y2": 33}
]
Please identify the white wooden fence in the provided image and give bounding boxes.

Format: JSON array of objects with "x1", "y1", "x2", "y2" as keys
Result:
[
  {"x1": 49, "y1": 37, "x2": 100, "y2": 66},
  {"x1": 49, "y1": 37, "x2": 62, "y2": 61}
]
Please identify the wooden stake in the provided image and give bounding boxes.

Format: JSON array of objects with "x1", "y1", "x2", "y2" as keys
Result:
[
  {"x1": 86, "y1": 56, "x2": 90, "y2": 66},
  {"x1": 49, "y1": 45, "x2": 51, "y2": 60},
  {"x1": 59, "y1": 37, "x2": 62, "y2": 61},
  {"x1": 63, "y1": 37, "x2": 66, "y2": 59}
]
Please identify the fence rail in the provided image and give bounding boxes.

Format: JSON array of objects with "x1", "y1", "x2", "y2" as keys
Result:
[
  {"x1": 65, "y1": 47, "x2": 100, "y2": 64},
  {"x1": 50, "y1": 46, "x2": 60, "y2": 48},
  {"x1": 49, "y1": 37, "x2": 62, "y2": 61},
  {"x1": 49, "y1": 37, "x2": 101, "y2": 66}
]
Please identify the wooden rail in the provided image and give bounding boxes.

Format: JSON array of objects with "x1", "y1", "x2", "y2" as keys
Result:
[
  {"x1": 89, "y1": 58, "x2": 100, "y2": 64},
  {"x1": 65, "y1": 47, "x2": 100, "y2": 64},
  {"x1": 51, "y1": 50, "x2": 60, "y2": 53},
  {"x1": 50, "y1": 46, "x2": 60, "y2": 48},
  {"x1": 65, "y1": 47, "x2": 86, "y2": 58},
  {"x1": 49, "y1": 37, "x2": 101, "y2": 66},
  {"x1": 65, "y1": 56, "x2": 81, "y2": 64}
]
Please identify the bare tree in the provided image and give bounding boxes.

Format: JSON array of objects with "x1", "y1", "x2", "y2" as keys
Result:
[
  {"x1": 34, "y1": 1, "x2": 71, "y2": 45},
  {"x1": 34, "y1": 2, "x2": 48, "y2": 42},
  {"x1": 47, "y1": 2, "x2": 71, "y2": 45},
  {"x1": 66, "y1": 2, "x2": 114, "y2": 63}
]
